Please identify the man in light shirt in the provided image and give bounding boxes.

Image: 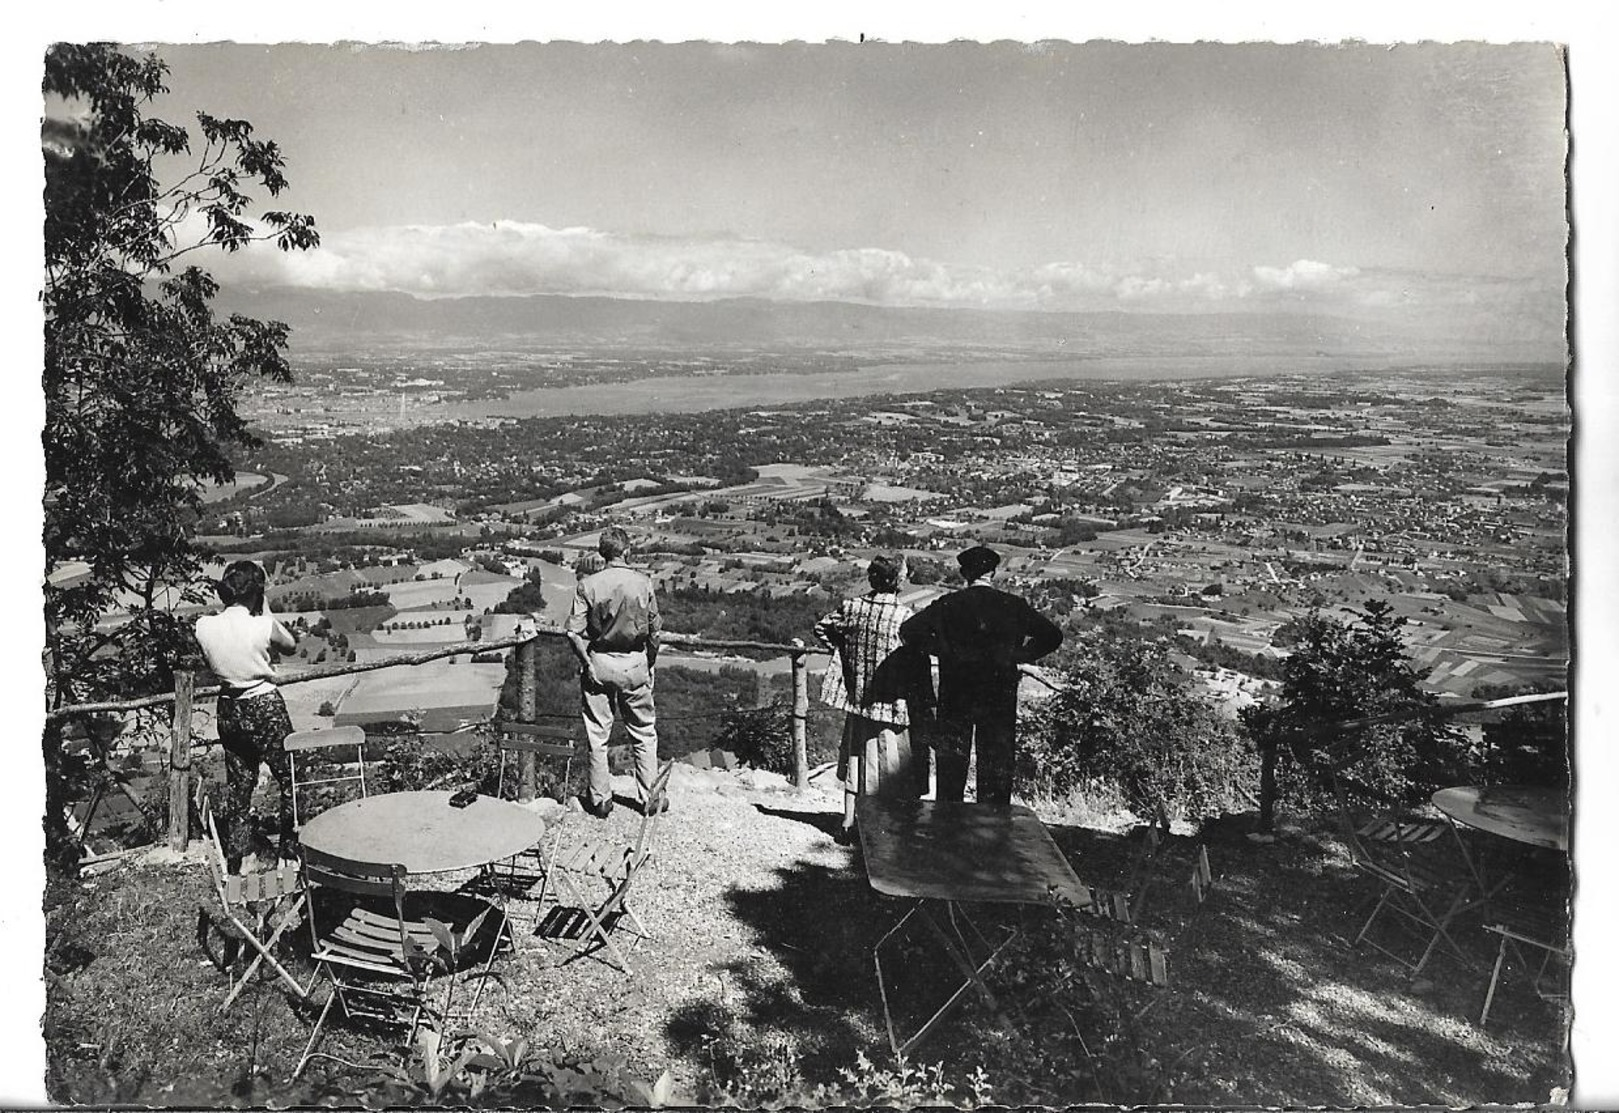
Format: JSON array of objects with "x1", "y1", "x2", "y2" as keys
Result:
[{"x1": 564, "y1": 527, "x2": 664, "y2": 818}]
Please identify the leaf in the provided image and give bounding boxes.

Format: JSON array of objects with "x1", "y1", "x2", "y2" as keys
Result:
[
  {"x1": 651, "y1": 1068, "x2": 675, "y2": 1106},
  {"x1": 423, "y1": 916, "x2": 456, "y2": 955},
  {"x1": 462, "y1": 905, "x2": 492, "y2": 943}
]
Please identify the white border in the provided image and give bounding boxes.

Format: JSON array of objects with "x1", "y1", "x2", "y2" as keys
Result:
[{"x1": 8, "y1": 5, "x2": 1614, "y2": 1108}]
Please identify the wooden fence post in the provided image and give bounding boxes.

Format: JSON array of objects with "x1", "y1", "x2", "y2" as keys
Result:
[
  {"x1": 517, "y1": 639, "x2": 537, "y2": 802},
  {"x1": 1257, "y1": 734, "x2": 1277, "y2": 834},
  {"x1": 168, "y1": 667, "x2": 194, "y2": 852},
  {"x1": 790, "y1": 648, "x2": 809, "y2": 791}
]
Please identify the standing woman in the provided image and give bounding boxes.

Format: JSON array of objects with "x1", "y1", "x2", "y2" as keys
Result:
[
  {"x1": 194, "y1": 560, "x2": 299, "y2": 871},
  {"x1": 813, "y1": 554, "x2": 916, "y2": 846}
]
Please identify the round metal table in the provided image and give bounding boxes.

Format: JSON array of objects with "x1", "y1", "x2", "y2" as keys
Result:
[
  {"x1": 298, "y1": 790, "x2": 545, "y2": 875},
  {"x1": 1432, "y1": 785, "x2": 1568, "y2": 852}
]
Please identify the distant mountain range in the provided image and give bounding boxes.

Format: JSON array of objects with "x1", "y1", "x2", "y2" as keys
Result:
[{"x1": 213, "y1": 286, "x2": 1553, "y2": 364}]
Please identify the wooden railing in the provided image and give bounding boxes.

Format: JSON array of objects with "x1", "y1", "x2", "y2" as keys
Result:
[{"x1": 48, "y1": 626, "x2": 828, "y2": 853}]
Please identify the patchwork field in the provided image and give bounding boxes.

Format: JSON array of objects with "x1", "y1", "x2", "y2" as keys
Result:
[{"x1": 331, "y1": 656, "x2": 505, "y2": 730}]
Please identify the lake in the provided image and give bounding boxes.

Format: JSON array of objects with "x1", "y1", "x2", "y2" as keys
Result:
[{"x1": 437, "y1": 354, "x2": 1380, "y2": 422}]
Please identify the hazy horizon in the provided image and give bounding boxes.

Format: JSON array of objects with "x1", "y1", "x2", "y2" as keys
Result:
[{"x1": 82, "y1": 40, "x2": 1569, "y2": 363}]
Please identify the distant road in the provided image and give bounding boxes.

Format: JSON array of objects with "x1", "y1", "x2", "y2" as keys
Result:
[{"x1": 198, "y1": 470, "x2": 288, "y2": 503}]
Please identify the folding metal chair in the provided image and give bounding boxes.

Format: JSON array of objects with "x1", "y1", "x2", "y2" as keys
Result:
[
  {"x1": 292, "y1": 845, "x2": 441, "y2": 1080},
  {"x1": 195, "y1": 793, "x2": 312, "y2": 1011},
  {"x1": 1331, "y1": 774, "x2": 1472, "y2": 976},
  {"x1": 285, "y1": 726, "x2": 370, "y2": 827},
  {"x1": 1479, "y1": 902, "x2": 1571, "y2": 1026},
  {"x1": 536, "y1": 761, "x2": 673, "y2": 974},
  {"x1": 459, "y1": 723, "x2": 583, "y2": 920},
  {"x1": 495, "y1": 720, "x2": 583, "y2": 804}
]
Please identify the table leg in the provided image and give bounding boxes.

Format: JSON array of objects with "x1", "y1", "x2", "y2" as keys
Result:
[
  {"x1": 873, "y1": 900, "x2": 1019, "y2": 1060},
  {"x1": 1441, "y1": 816, "x2": 1514, "y2": 918}
]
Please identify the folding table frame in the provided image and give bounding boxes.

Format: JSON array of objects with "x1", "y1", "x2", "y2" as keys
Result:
[
  {"x1": 872, "y1": 897, "x2": 1020, "y2": 1061},
  {"x1": 856, "y1": 796, "x2": 1090, "y2": 1062}
]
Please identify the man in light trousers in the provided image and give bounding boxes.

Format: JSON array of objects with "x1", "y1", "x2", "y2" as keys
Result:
[{"x1": 564, "y1": 526, "x2": 665, "y2": 818}]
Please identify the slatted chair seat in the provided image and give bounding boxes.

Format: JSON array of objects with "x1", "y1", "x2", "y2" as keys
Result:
[
  {"x1": 293, "y1": 848, "x2": 441, "y2": 1080},
  {"x1": 1357, "y1": 816, "x2": 1446, "y2": 845}
]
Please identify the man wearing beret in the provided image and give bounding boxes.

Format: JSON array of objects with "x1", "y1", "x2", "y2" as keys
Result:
[{"x1": 898, "y1": 544, "x2": 1063, "y2": 806}]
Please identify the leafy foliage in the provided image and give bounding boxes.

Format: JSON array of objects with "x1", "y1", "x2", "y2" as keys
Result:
[
  {"x1": 1242, "y1": 602, "x2": 1467, "y2": 808},
  {"x1": 1473, "y1": 682, "x2": 1568, "y2": 789},
  {"x1": 712, "y1": 703, "x2": 796, "y2": 775},
  {"x1": 1021, "y1": 630, "x2": 1253, "y2": 822},
  {"x1": 44, "y1": 43, "x2": 319, "y2": 691},
  {"x1": 43, "y1": 43, "x2": 319, "y2": 868},
  {"x1": 659, "y1": 583, "x2": 836, "y2": 647}
]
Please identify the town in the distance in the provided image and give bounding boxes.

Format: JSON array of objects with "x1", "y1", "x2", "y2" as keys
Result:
[{"x1": 95, "y1": 346, "x2": 1566, "y2": 750}]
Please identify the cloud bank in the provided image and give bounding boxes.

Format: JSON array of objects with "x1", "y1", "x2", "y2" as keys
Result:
[{"x1": 210, "y1": 218, "x2": 1561, "y2": 329}]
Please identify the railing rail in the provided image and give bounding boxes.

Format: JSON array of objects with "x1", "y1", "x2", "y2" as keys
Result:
[
  {"x1": 48, "y1": 621, "x2": 1567, "y2": 853},
  {"x1": 49, "y1": 625, "x2": 831, "y2": 853}
]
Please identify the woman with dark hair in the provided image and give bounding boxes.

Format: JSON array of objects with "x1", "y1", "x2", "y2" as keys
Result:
[
  {"x1": 813, "y1": 554, "x2": 921, "y2": 845},
  {"x1": 193, "y1": 560, "x2": 299, "y2": 871}
]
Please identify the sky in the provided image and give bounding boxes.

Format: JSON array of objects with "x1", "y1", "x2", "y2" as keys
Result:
[
  {"x1": 9, "y1": 5, "x2": 1619, "y2": 1107},
  {"x1": 114, "y1": 40, "x2": 1573, "y2": 355}
]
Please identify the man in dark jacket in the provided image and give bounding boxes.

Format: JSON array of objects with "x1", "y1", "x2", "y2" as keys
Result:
[{"x1": 899, "y1": 545, "x2": 1063, "y2": 806}]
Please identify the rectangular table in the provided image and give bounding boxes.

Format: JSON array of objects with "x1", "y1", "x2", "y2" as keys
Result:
[{"x1": 857, "y1": 796, "x2": 1090, "y2": 1059}]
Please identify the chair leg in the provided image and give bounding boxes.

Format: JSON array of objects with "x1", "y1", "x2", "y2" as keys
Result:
[
  {"x1": 1408, "y1": 890, "x2": 1471, "y2": 975},
  {"x1": 292, "y1": 975, "x2": 338, "y2": 1081},
  {"x1": 552, "y1": 871, "x2": 635, "y2": 974},
  {"x1": 1480, "y1": 934, "x2": 1510, "y2": 1026},
  {"x1": 220, "y1": 896, "x2": 310, "y2": 1011},
  {"x1": 467, "y1": 908, "x2": 516, "y2": 1015},
  {"x1": 1355, "y1": 887, "x2": 1396, "y2": 947}
]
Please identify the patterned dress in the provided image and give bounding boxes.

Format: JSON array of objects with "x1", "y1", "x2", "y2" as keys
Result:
[{"x1": 814, "y1": 592, "x2": 920, "y2": 796}]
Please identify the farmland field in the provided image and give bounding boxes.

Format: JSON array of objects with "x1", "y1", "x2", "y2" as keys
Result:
[
  {"x1": 332, "y1": 656, "x2": 505, "y2": 728},
  {"x1": 382, "y1": 578, "x2": 462, "y2": 609}
]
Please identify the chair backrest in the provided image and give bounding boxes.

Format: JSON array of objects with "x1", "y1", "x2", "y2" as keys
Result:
[
  {"x1": 495, "y1": 720, "x2": 583, "y2": 799},
  {"x1": 627, "y1": 761, "x2": 675, "y2": 865},
  {"x1": 299, "y1": 844, "x2": 410, "y2": 953},
  {"x1": 1329, "y1": 771, "x2": 1379, "y2": 866},
  {"x1": 285, "y1": 726, "x2": 371, "y2": 827}
]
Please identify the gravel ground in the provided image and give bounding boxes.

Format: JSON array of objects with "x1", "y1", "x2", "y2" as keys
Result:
[{"x1": 48, "y1": 762, "x2": 1570, "y2": 1107}]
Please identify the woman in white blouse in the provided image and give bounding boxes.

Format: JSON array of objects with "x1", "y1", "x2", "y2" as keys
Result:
[{"x1": 193, "y1": 561, "x2": 298, "y2": 871}]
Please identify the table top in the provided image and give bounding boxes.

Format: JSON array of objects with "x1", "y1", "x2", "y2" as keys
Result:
[
  {"x1": 1432, "y1": 785, "x2": 1569, "y2": 852},
  {"x1": 856, "y1": 796, "x2": 1090, "y2": 909},
  {"x1": 298, "y1": 790, "x2": 545, "y2": 875}
]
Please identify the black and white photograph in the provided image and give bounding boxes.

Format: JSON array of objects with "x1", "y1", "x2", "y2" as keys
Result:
[{"x1": 18, "y1": 8, "x2": 1617, "y2": 1109}]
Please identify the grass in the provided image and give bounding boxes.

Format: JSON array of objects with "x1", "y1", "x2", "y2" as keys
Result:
[{"x1": 43, "y1": 768, "x2": 1570, "y2": 1107}]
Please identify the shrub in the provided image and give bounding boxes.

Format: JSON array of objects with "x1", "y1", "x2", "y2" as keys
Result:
[
  {"x1": 1020, "y1": 630, "x2": 1254, "y2": 823},
  {"x1": 712, "y1": 704, "x2": 796, "y2": 775},
  {"x1": 1242, "y1": 601, "x2": 1468, "y2": 810},
  {"x1": 1475, "y1": 682, "x2": 1568, "y2": 789},
  {"x1": 370, "y1": 728, "x2": 501, "y2": 797}
]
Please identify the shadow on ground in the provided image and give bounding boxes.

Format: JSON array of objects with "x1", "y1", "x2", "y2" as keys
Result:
[{"x1": 667, "y1": 806, "x2": 1570, "y2": 1106}]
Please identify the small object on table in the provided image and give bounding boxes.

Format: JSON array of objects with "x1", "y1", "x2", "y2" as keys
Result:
[{"x1": 450, "y1": 788, "x2": 479, "y2": 809}]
